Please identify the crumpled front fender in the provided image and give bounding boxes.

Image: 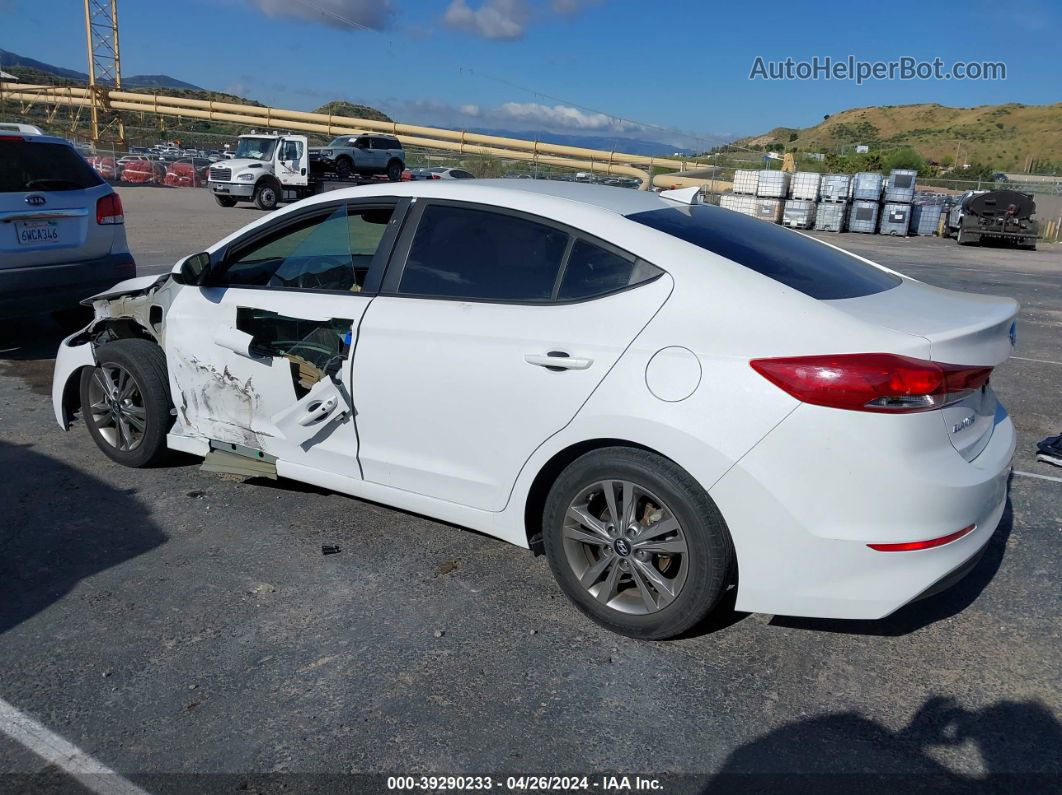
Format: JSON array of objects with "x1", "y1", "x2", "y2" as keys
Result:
[{"x1": 52, "y1": 334, "x2": 96, "y2": 429}]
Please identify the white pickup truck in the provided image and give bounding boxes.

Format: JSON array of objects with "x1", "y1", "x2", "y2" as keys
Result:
[{"x1": 207, "y1": 132, "x2": 318, "y2": 210}]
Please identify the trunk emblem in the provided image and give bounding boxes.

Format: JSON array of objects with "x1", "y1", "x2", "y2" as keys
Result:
[
  {"x1": 952, "y1": 414, "x2": 975, "y2": 433},
  {"x1": 25, "y1": 194, "x2": 46, "y2": 206}
]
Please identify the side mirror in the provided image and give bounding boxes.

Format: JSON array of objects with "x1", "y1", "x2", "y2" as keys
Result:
[{"x1": 172, "y1": 252, "x2": 210, "y2": 285}]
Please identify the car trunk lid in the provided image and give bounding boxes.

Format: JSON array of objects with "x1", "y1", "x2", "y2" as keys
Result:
[{"x1": 827, "y1": 279, "x2": 1017, "y2": 461}]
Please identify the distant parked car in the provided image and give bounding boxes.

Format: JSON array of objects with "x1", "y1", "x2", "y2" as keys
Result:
[
  {"x1": 411, "y1": 166, "x2": 475, "y2": 180},
  {"x1": 0, "y1": 130, "x2": 134, "y2": 324},
  {"x1": 164, "y1": 158, "x2": 212, "y2": 187},
  {"x1": 121, "y1": 158, "x2": 167, "y2": 185}
]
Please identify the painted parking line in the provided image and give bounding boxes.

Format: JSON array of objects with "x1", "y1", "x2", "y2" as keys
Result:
[
  {"x1": 0, "y1": 697, "x2": 149, "y2": 795},
  {"x1": 1010, "y1": 356, "x2": 1062, "y2": 366},
  {"x1": 1013, "y1": 469, "x2": 1062, "y2": 484}
]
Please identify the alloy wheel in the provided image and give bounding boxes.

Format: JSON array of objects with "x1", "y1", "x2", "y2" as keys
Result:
[
  {"x1": 87, "y1": 364, "x2": 147, "y2": 452},
  {"x1": 562, "y1": 480, "x2": 689, "y2": 615}
]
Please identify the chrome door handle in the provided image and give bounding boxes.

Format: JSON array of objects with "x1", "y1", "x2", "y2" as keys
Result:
[{"x1": 525, "y1": 352, "x2": 593, "y2": 371}]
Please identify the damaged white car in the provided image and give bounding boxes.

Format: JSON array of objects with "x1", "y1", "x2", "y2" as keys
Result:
[{"x1": 52, "y1": 180, "x2": 1016, "y2": 639}]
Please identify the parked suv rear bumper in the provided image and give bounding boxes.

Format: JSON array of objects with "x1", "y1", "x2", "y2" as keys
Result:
[{"x1": 0, "y1": 252, "x2": 136, "y2": 319}]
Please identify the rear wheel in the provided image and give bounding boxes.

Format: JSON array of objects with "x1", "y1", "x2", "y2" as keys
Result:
[
  {"x1": 253, "y1": 180, "x2": 280, "y2": 211},
  {"x1": 542, "y1": 448, "x2": 733, "y2": 640},
  {"x1": 80, "y1": 339, "x2": 173, "y2": 468},
  {"x1": 335, "y1": 158, "x2": 353, "y2": 180},
  {"x1": 386, "y1": 159, "x2": 403, "y2": 182},
  {"x1": 213, "y1": 194, "x2": 238, "y2": 207}
]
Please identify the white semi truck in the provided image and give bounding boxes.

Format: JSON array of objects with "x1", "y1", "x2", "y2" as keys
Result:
[
  {"x1": 208, "y1": 131, "x2": 407, "y2": 211},
  {"x1": 207, "y1": 132, "x2": 313, "y2": 210}
]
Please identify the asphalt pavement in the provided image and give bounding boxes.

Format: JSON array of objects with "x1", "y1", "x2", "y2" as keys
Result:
[{"x1": 0, "y1": 187, "x2": 1059, "y2": 791}]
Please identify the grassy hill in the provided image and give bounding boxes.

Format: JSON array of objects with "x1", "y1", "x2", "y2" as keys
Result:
[{"x1": 734, "y1": 103, "x2": 1062, "y2": 173}]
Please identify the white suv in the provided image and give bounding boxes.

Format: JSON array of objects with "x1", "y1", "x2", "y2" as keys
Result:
[{"x1": 0, "y1": 128, "x2": 135, "y2": 323}]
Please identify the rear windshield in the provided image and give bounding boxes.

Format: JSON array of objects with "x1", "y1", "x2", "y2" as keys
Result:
[
  {"x1": 0, "y1": 141, "x2": 104, "y2": 193},
  {"x1": 627, "y1": 204, "x2": 901, "y2": 300}
]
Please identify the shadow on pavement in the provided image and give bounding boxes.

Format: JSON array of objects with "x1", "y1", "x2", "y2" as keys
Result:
[
  {"x1": 707, "y1": 695, "x2": 1061, "y2": 791},
  {"x1": 769, "y1": 498, "x2": 1013, "y2": 638},
  {"x1": 0, "y1": 440, "x2": 168, "y2": 635}
]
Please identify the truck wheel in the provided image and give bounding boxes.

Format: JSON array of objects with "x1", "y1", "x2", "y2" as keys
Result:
[
  {"x1": 335, "y1": 158, "x2": 353, "y2": 180},
  {"x1": 253, "y1": 180, "x2": 280, "y2": 211},
  {"x1": 80, "y1": 339, "x2": 173, "y2": 468},
  {"x1": 214, "y1": 195, "x2": 238, "y2": 208},
  {"x1": 386, "y1": 159, "x2": 403, "y2": 182}
]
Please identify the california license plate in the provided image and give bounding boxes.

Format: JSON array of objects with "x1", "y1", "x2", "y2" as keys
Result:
[{"x1": 15, "y1": 220, "x2": 61, "y2": 245}]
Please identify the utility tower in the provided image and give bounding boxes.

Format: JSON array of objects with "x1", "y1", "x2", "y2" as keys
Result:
[{"x1": 83, "y1": 0, "x2": 125, "y2": 147}]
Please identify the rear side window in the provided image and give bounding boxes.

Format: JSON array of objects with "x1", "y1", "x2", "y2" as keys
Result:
[
  {"x1": 558, "y1": 240, "x2": 662, "y2": 301},
  {"x1": 399, "y1": 204, "x2": 568, "y2": 301},
  {"x1": 0, "y1": 141, "x2": 103, "y2": 192},
  {"x1": 627, "y1": 204, "x2": 900, "y2": 300}
]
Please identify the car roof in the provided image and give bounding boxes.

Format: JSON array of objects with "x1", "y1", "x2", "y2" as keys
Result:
[{"x1": 297, "y1": 178, "x2": 669, "y2": 217}]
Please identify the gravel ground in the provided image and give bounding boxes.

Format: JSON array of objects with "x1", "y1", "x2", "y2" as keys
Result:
[{"x1": 0, "y1": 188, "x2": 1059, "y2": 792}]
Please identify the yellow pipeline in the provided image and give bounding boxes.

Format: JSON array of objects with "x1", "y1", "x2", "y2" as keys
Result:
[{"x1": 0, "y1": 82, "x2": 722, "y2": 190}]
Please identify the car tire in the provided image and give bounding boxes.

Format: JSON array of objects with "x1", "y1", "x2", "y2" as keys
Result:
[
  {"x1": 386, "y1": 159, "x2": 403, "y2": 182},
  {"x1": 542, "y1": 447, "x2": 734, "y2": 640},
  {"x1": 80, "y1": 339, "x2": 173, "y2": 468},
  {"x1": 214, "y1": 194, "x2": 238, "y2": 208},
  {"x1": 335, "y1": 158, "x2": 353, "y2": 180},
  {"x1": 253, "y1": 180, "x2": 280, "y2": 211}
]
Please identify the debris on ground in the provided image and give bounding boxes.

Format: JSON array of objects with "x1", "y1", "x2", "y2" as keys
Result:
[
  {"x1": 434, "y1": 629, "x2": 445, "y2": 638},
  {"x1": 437, "y1": 560, "x2": 459, "y2": 576},
  {"x1": 321, "y1": 544, "x2": 341, "y2": 555},
  {"x1": 1036, "y1": 434, "x2": 1062, "y2": 467}
]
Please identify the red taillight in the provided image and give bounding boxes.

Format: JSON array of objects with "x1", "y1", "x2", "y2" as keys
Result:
[
  {"x1": 0, "y1": 135, "x2": 25, "y2": 141},
  {"x1": 749, "y1": 353, "x2": 992, "y2": 413},
  {"x1": 96, "y1": 193, "x2": 124, "y2": 225},
  {"x1": 868, "y1": 524, "x2": 976, "y2": 552},
  {"x1": 430, "y1": 174, "x2": 441, "y2": 179}
]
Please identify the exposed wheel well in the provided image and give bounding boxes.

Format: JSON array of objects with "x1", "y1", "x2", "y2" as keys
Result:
[
  {"x1": 59, "y1": 323, "x2": 161, "y2": 426},
  {"x1": 523, "y1": 438, "x2": 658, "y2": 554}
]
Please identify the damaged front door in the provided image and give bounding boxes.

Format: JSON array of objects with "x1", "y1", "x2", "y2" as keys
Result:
[{"x1": 164, "y1": 200, "x2": 402, "y2": 475}]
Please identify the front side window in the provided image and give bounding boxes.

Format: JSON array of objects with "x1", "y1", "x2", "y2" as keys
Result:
[
  {"x1": 399, "y1": 204, "x2": 569, "y2": 301},
  {"x1": 280, "y1": 140, "x2": 303, "y2": 162},
  {"x1": 557, "y1": 240, "x2": 662, "y2": 301},
  {"x1": 215, "y1": 204, "x2": 393, "y2": 292}
]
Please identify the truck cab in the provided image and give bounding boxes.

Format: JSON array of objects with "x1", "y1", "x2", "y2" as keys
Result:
[{"x1": 208, "y1": 132, "x2": 310, "y2": 210}]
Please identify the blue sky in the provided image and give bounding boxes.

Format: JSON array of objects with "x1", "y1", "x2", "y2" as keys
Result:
[{"x1": 4, "y1": 0, "x2": 1058, "y2": 148}]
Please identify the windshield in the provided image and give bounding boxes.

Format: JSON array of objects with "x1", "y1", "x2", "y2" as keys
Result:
[
  {"x1": 627, "y1": 204, "x2": 901, "y2": 300},
  {"x1": 326, "y1": 137, "x2": 353, "y2": 148},
  {"x1": 234, "y1": 137, "x2": 278, "y2": 161}
]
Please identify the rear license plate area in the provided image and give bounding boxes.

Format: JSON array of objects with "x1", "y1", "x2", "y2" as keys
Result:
[{"x1": 15, "y1": 220, "x2": 61, "y2": 246}]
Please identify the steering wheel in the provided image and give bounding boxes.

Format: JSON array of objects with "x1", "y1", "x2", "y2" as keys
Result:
[{"x1": 295, "y1": 257, "x2": 351, "y2": 290}]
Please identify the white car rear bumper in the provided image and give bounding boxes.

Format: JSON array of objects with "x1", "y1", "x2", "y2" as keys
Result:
[{"x1": 711, "y1": 403, "x2": 1015, "y2": 620}]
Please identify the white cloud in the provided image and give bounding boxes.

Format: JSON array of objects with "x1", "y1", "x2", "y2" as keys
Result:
[
  {"x1": 496, "y1": 102, "x2": 637, "y2": 132},
  {"x1": 245, "y1": 0, "x2": 394, "y2": 31},
  {"x1": 550, "y1": 0, "x2": 603, "y2": 14},
  {"x1": 443, "y1": 0, "x2": 529, "y2": 40},
  {"x1": 459, "y1": 104, "x2": 482, "y2": 116}
]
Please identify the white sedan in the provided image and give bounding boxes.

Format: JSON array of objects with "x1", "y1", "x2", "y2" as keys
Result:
[{"x1": 51, "y1": 180, "x2": 1016, "y2": 639}]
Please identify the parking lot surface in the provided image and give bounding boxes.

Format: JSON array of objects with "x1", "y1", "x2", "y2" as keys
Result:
[{"x1": 1, "y1": 187, "x2": 1060, "y2": 790}]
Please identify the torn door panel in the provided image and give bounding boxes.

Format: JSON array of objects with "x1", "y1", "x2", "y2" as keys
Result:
[{"x1": 235, "y1": 307, "x2": 354, "y2": 398}]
